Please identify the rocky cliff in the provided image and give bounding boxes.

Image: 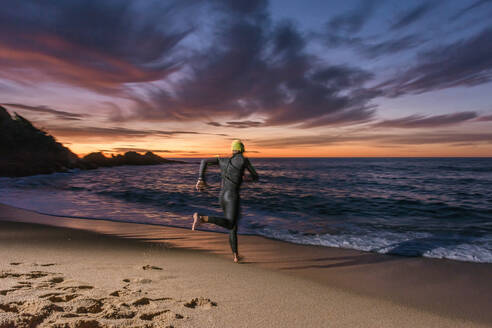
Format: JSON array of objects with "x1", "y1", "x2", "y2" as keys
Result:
[
  {"x1": 0, "y1": 106, "x2": 79, "y2": 176},
  {"x1": 0, "y1": 106, "x2": 184, "y2": 177}
]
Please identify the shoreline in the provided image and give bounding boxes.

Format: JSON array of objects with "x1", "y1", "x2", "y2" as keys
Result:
[
  {"x1": 1, "y1": 201, "x2": 489, "y2": 265},
  {"x1": 1, "y1": 203, "x2": 491, "y2": 326}
]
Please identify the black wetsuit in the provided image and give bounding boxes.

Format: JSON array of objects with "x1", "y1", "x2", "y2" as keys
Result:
[{"x1": 198, "y1": 153, "x2": 259, "y2": 254}]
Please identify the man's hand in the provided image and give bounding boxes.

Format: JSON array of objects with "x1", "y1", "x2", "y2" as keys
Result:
[{"x1": 195, "y1": 179, "x2": 207, "y2": 191}]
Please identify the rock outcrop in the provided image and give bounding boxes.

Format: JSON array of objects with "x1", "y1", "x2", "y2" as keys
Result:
[
  {"x1": 0, "y1": 106, "x2": 79, "y2": 177},
  {"x1": 0, "y1": 106, "x2": 184, "y2": 177},
  {"x1": 79, "y1": 151, "x2": 183, "y2": 169}
]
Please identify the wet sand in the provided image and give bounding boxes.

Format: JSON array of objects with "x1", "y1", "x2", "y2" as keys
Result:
[{"x1": 0, "y1": 203, "x2": 491, "y2": 327}]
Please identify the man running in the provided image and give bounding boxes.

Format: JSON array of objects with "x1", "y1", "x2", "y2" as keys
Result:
[{"x1": 193, "y1": 139, "x2": 259, "y2": 263}]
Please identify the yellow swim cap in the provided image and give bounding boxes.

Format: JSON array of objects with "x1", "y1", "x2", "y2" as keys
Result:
[{"x1": 231, "y1": 139, "x2": 245, "y2": 152}]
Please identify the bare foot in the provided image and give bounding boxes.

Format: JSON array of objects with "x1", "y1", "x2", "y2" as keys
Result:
[
  {"x1": 233, "y1": 254, "x2": 241, "y2": 263},
  {"x1": 192, "y1": 213, "x2": 201, "y2": 231}
]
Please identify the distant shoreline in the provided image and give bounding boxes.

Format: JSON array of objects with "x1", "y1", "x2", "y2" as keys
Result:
[{"x1": 0, "y1": 106, "x2": 187, "y2": 177}]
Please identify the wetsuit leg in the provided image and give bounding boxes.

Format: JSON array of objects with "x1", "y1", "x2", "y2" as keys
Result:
[
  {"x1": 229, "y1": 222, "x2": 238, "y2": 254},
  {"x1": 206, "y1": 190, "x2": 240, "y2": 253}
]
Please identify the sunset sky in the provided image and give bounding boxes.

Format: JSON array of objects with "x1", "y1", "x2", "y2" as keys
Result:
[{"x1": 1, "y1": 0, "x2": 492, "y2": 157}]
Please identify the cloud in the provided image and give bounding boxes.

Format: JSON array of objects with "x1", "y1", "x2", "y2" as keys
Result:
[
  {"x1": 384, "y1": 132, "x2": 492, "y2": 145},
  {"x1": 0, "y1": 80, "x2": 13, "y2": 92},
  {"x1": 391, "y1": 2, "x2": 436, "y2": 30},
  {"x1": 372, "y1": 112, "x2": 478, "y2": 128},
  {"x1": 109, "y1": 147, "x2": 172, "y2": 153},
  {"x1": 322, "y1": 2, "x2": 435, "y2": 59},
  {"x1": 2, "y1": 103, "x2": 85, "y2": 121},
  {"x1": 225, "y1": 121, "x2": 263, "y2": 128},
  {"x1": 450, "y1": 0, "x2": 492, "y2": 21},
  {"x1": 360, "y1": 34, "x2": 425, "y2": 58},
  {"x1": 206, "y1": 122, "x2": 222, "y2": 127},
  {"x1": 476, "y1": 114, "x2": 492, "y2": 121},
  {"x1": 327, "y1": 0, "x2": 379, "y2": 34},
  {"x1": 44, "y1": 126, "x2": 224, "y2": 140},
  {"x1": 322, "y1": 32, "x2": 425, "y2": 59},
  {"x1": 206, "y1": 120, "x2": 263, "y2": 128},
  {"x1": 121, "y1": 2, "x2": 379, "y2": 127},
  {"x1": 298, "y1": 104, "x2": 376, "y2": 128},
  {"x1": 254, "y1": 131, "x2": 492, "y2": 148},
  {"x1": 322, "y1": 5, "x2": 426, "y2": 60},
  {"x1": 0, "y1": 0, "x2": 380, "y2": 128},
  {"x1": 0, "y1": 0, "x2": 194, "y2": 93},
  {"x1": 379, "y1": 26, "x2": 492, "y2": 96}
]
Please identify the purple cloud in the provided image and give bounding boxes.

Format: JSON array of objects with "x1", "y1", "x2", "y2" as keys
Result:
[
  {"x1": 373, "y1": 112, "x2": 478, "y2": 128},
  {"x1": 379, "y1": 27, "x2": 492, "y2": 97}
]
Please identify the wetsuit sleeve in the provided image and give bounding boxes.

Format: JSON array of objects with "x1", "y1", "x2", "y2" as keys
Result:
[
  {"x1": 198, "y1": 157, "x2": 219, "y2": 181},
  {"x1": 245, "y1": 158, "x2": 259, "y2": 181}
]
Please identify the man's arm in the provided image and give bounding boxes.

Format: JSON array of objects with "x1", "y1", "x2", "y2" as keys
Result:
[
  {"x1": 198, "y1": 157, "x2": 219, "y2": 182},
  {"x1": 245, "y1": 158, "x2": 259, "y2": 182},
  {"x1": 196, "y1": 157, "x2": 219, "y2": 190}
]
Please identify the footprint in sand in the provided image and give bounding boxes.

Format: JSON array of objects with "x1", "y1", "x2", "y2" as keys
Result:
[
  {"x1": 139, "y1": 311, "x2": 166, "y2": 320},
  {"x1": 0, "y1": 301, "x2": 24, "y2": 313},
  {"x1": 49, "y1": 277, "x2": 64, "y2": 284},
  {"x1": 17, "y1": 281, "x2": 31, "y2": 285},
  {"x1": 152, "y1": 297, "x2": 173, "y2": 302},
  {"x1": 0, "y1": 301, "x2": 63, "y2": 327},
  {"x1": 109, "y1": 290, "x2": 121, "y2": 297},
  {"x1": 9, "y1": 262, "x2": 22, "y2": 266},
  {"x1": 53, "y1": 319, "x2": 103, "y2": 328},
  {"x1": 74, "y1": 298, "x2": 104, "y2": 314},
  {"x1": 0, "y1": 271, "x2": 51, "y2": 279},
  {"x1": 57, "y1": 285, "x2": 94, "y2": 293},
  {"x1": 132, "y1": 297, "x2": 151, "y2": 306},
  {"x1": 9, "y1": 281, "x2": 32, "y2": 289},
  {"x1": 103, "y1": 304, "x2": 136, "y2": 319},
  {"x1": 133, "y1": 306, "x2": 184, "y2": 321},
  {"x1": 162, "y1": 311, "x2": 184, "y2": 320},
  {"x1": 35, "y1": 282, "x2": 52, "y2": 288},
  {"x1": 135, "y1": 278, "x2": 152, "y2": 284},
  {"x1": 142, "y1": 265, "x2": 163, "y2": 271},
  {"x1": 184, "y1": 297, "x2": 217, "y2": 309},
  {"x1": 60, "y1": 313, "x2": 79, "y2": 318},
  {"x1": 0, "y1": 269, "x2": 216, "y2": 327},
  {"x1": 40, "y1": 292, "x2": 63, "y2": 298},
  {"x1": 0, "y1": 289, "x2": 14, "y2": 295},
  {"x1": 33, "y1": 263, "x2": 57, "y2": 267},
  {"x1": 0, "y1": 272, "x2": 21, "y2": 278},
  {"x1": 27, "y1": 271, "x2": 51, "y2": 279},
  {"x1": 47, "y1": 294, "x2": 79, "y2": 303}
]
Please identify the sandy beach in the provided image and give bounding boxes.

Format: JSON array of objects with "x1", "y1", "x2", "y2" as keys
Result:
[{"x1": 0, "y1": 203, "x2": 491, "y2": 328}]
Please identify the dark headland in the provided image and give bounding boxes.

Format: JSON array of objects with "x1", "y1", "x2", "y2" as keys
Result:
[{"x1": 0, "y1": 105, "x2": 184, "y2": 177}]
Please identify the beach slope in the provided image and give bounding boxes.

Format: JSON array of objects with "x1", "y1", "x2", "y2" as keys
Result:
[{"x1": 0, "y1": 204, "x2": 491, "y2": 327}]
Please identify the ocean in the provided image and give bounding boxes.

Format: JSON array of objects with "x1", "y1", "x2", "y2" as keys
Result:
[{"x1": 1, "y1": 157, "x2": 491, "y2": 263}]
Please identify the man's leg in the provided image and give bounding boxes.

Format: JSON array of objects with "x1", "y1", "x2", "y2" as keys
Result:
[
  {"x1": 193, "y1": 193, "x2": 232, "y2": 230},
  {"x1": 205, "y1": 215, "x2": 234, "y2": 229},
  {"x1": 229, "y1": 223, "x2": 239, "y2": 262},
  {"x1": 195, "y1": 192, "x2": 240, "y2": 261},
  {"x1": 197, "y1": 191, "x2": 237, "y2": 230},
  {"x1": 193, "y1": 213, "x2": 233, "y2": 230}
]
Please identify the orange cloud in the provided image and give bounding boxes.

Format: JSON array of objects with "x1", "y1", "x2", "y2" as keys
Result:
[{"x1": 0, "y1": 33, "x2": 178, "y2": 93}]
